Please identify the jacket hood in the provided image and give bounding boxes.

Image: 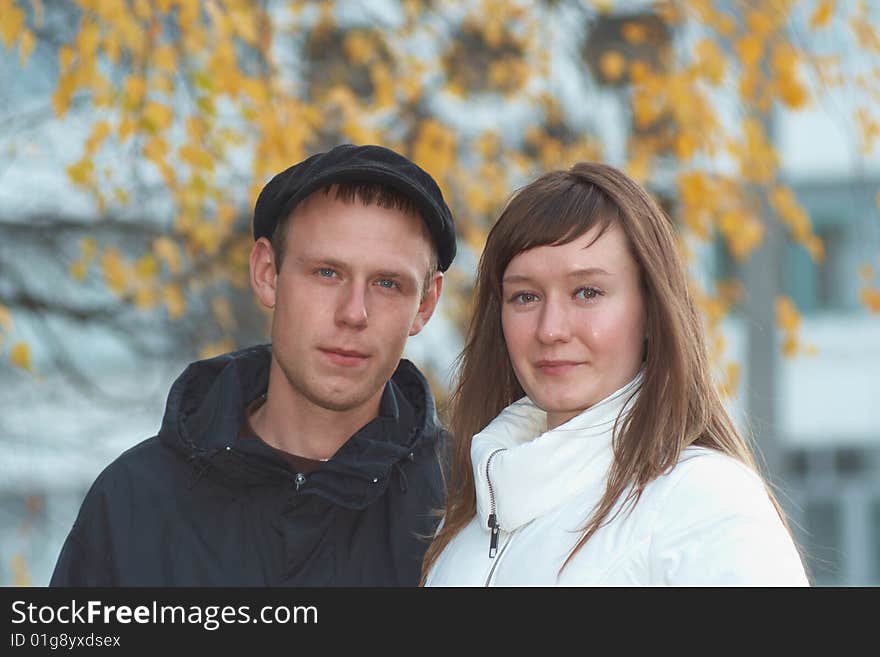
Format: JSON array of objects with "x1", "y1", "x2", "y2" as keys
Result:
[{"x1": 158, "y1": 344, "x2": 442, "y2": 508}]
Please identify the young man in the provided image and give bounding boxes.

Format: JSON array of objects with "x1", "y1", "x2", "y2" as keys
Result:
[{"x1": 50, "y1": 144, "x2": 456, "y2": 586}]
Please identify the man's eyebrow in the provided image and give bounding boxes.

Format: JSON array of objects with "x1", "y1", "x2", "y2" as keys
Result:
[
  {"x1": 375, "y1": 270, "x2": 411, "y2": 280},
  {"x1": 502, "y1": 267, "x2": 612, "y2": 285},
  {"x1": 294, "y1": 255, "x2": 347, "y2": 268}
]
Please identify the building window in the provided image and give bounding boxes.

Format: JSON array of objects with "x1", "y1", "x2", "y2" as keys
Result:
[
  {"x1": 872, "y1": 499, "x2": 880, "y2": 584},
  {"x1": 803, "y1": 498, "x2": 842, "y2": 585}
]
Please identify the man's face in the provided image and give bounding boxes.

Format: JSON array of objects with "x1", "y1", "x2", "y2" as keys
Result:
[{"x1": 260, "y1": 191, "x2": 439, "y2": 415}]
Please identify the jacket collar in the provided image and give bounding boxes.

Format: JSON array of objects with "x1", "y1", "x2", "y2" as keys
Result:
[
  {"x1": 471, "y1": 371, "x2": 642, "y2": 532},
  {"x1": 158, "y1": 344, "x2": 441, "y2": 507}
]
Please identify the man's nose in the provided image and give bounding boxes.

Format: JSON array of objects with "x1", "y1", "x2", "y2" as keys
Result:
[{"x1": 335, "y1": 283, "x2": 369, "y2": 329}]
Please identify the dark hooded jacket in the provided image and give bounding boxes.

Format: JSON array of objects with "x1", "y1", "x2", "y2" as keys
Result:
[{"x1": 50, "y1": 345, "x2": 446, "y2": 586}]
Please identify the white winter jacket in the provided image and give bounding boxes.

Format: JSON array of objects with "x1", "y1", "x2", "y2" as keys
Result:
[{"x1": 425, "y1": 374, "x2": 808, "y2": 586}]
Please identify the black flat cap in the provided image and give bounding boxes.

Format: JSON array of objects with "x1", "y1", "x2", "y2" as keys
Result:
[{"x1": 253, "y1": 143, "x2": 457, "y2": 271}]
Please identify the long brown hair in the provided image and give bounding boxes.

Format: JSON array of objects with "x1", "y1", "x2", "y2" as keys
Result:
[{"x1": 421, "y1": 161, "x2": 799, "y2": 581}]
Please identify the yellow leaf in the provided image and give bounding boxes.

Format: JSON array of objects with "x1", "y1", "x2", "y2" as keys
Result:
[
  {"x1": 58, "y1": 45, "x2": 74, "y2": 71},
  {"x1": 134, "y1": 284, "x2": 158, "y2": 310},
  {"x1": 775, "y1": 295, "x2": 801, "y2": 332},
  {"x1": 152, "y1": 74, "x2": 174, "y2": 94},
  {"x1": 217, "y1": 204, "x2": 236, "y2": 228},
  {"x1": 695, "y1": 38, "x2": 725, "y2": 84},
  {"x1": 103, "y1": 30, "x2": 120, "y2": 63},
  {"x1": 211, "y1": 297, "x2": 235, "y2": 332},
  {"x1": 52, "y1": 71, "x2": 77, "y2": 116},
  {"x1": 100, "y1": 248, "x2": 127, "y2": 294},
  {"x1": 860, "y1": 286, "x2": 880, "y2": 313},
  {"x1": 10, "y1": 342, "x2": 32, "y2": 372},
  {"x1": 66, "y1": 158, "x2": 94, "y2": 186},
  {"x1": 153, "y1": 236, "x2": 181, "y2": 274},
  {"x1": 805, "y1": 235, "x2": 825, "y2": 263},
  {"x1": 152, "y1": 44, "x2": 177, "y2": 74},
  {"x1": 735, "y1": 35, "x2": 763, "y2": 68},
  {"x1": 116, "y1": 13, "x2": 145, "y2": 57},
  {"x1": 599, "y1": 50, "x2": 626, "y2": 82},
  {"x1": 142, "y1": 102, "x2": 173, "y2": 132},
  {"x1": 69, "y1": 259, "x2": 89, "y2": 281},
  {"x1": 344, "y1": 31, "x2": 373, "y2": 66},
  {"x1": 0, "y1": 303, "x2": 11, "y2": 331},
  {"x1": 85, "y1": 120, "x2": 111, "y2": 154},
  {"x1": 91, "y1": 72, "x2": 113, "y2": 107},
  {"x1": 0, "y1": 0, "x2": 25, "y2": 49},
  {"x1": 135, "y1": 254, "x2": 158, "y2": 279},
  {"x1": 10, "y1": 554, "x2": 30, "y2": 586},
  {"x1": 118, "y1": 116, "x2": 137, "y2": 141},
  {"x1": 719, "y1": 210, "x2": 764, "y2": 260},
  {"x1": 230, "y1": 8, "x2": 260, "y2": 46},
  {"x1": 178, "y1": 143, "x2": 214, "y2": 170},
  {"x1": 810, "y1": 0, "x2": 835, "y2": 30},
  {"x1": 143, "y1": 136, "x2": 168, "y2": 165},
  {"x1": 199, "y1": 337, "x2": 235, "y2": 360},
  {"x1": 163, "y1": 284, "x2": 186, "y2": 319},
  {"x1": 779, "y1": 77, "x2": 808, "y2": 109},
  {"x1": 19, "y1": 30, "x2": 35, "y2": 65},
  {"x1": 781, "y1": 336, "x2": 798, "y2": 358},
  {"x1": 411, "y1": 119, "x2": 457, "y2": 195},
  {"x1": 133, "y1": 0, "x2": 152, "y2": 21},
  {"x1": 76, "y1": 19, "x2": 100, "y2": 57},
  {"x1": 123, "y1": 75, "x2": 147, "y2": 109},
  {"x1": 621, "y1": 21, "x2": 646, "y2": 44}
]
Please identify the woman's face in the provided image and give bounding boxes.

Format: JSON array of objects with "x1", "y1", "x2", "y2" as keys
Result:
[{"x1": 501, "y1": 223, "x2": 647, "y2": 430}]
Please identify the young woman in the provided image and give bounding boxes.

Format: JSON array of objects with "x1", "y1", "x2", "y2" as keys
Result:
[{"x1": 422, "y1": 162, "x2": 808, "y2": 586}]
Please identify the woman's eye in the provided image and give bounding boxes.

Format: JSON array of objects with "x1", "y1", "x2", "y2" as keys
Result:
[
  {"x1": 575, "y1": 286, "x2": 602, "y2": 300},
  {"x1": 510, "y1": 292, "x2": 539, "y2": 304}
]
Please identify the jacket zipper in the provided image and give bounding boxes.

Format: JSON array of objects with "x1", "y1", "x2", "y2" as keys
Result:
[
  {"x1": 485, "y1": 448, "x2": 506, "y2": 558},
  {"x1": 484, "y1": 531, "x2": 515, "y2": 586}
]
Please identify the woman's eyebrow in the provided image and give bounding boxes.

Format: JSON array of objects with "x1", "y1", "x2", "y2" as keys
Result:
[
  {"x1": 568, "y1": 267, "x2": 612, "y2": 278},
  {"x1": 503, "y1": 267, "x2": 612, "y2": 286}
]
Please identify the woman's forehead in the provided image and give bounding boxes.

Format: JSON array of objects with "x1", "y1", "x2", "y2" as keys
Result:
[{"x1": 503, "y1": 224, "x2": 636, "y2": 277}]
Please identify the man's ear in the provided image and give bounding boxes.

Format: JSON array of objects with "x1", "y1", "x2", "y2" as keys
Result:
[
  {"x1": 409, "y1": 271, "x2": 444, "y2": 336},
  {"x1": 250, "y1": 238, "x2": 278, "y2": 310}
]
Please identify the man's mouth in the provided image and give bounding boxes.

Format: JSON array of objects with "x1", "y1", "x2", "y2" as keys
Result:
[{"x1": 319, "y1": 347, "x2": 371, "y2": 367}]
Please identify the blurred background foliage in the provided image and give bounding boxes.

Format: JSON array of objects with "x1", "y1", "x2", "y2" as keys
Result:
[
  {"x1": 1, "y1": 0, "x2": 880, "y2": 584},
  {"x1": 1, "y1": 0, "x2": 878, "y2": 382}
]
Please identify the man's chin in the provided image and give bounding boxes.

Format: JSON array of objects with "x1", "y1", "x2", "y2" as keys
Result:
[{"x1": 306, "y1": 384, "x2": 381, "y2": 413}]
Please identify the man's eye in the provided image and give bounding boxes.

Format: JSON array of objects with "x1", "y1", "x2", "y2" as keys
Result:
[
  {"x1": 377, "y1": 279, "x2": 397, "y2": 289},
  {"x1": 317, "y1": 268, "x2": 336, "y2": 278}
]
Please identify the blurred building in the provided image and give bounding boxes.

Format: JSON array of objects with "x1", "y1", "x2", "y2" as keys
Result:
[{"x1": 1, "y1": 1, "x2": 878, "y2": 586}]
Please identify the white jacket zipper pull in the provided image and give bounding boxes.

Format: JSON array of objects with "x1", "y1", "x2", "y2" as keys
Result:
[{"x1": 488, "y1": 513, "x2": 500, "y2": 558}]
